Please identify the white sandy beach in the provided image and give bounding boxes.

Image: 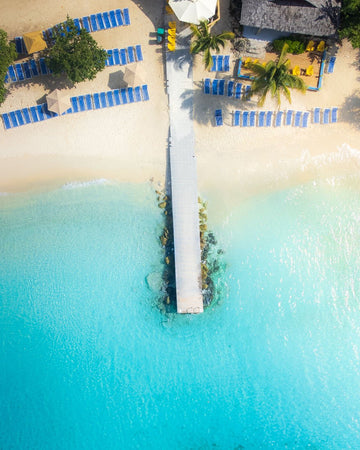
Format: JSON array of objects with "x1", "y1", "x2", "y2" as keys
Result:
[{"x1": 0, "y1": 0, "x2": 359, "y2": 199}]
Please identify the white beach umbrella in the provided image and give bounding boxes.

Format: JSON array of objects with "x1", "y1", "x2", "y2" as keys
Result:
[
  {"x1": 168, "y1": 0, "x2": 217, "y2": 25},
  {"x1": 123, "y1": 64, "x2": 147, "y2": 86},
  {"x1": 46, "y1": 89, "x2": 71, "y2": 115}
]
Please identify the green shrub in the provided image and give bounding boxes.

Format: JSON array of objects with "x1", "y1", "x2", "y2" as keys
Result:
[
  {"x1": 273, "y1": 37, "x2": 306, "y2": 54},
  {"x1": 0, "y1": 29, "x2": 17, "y2": 105}
]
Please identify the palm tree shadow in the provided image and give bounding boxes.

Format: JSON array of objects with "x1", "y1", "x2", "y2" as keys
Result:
[{"x1": 341, "y1": 90, "x2": 360, "y2": 129}]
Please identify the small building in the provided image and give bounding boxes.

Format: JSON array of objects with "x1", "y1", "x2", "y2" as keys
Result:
[{"x1": 240, "y1": 0, "x2": 337, "y2": 38}]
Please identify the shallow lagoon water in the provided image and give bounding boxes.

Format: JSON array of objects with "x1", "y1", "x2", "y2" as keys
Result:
[{"x1": 0, "y1": 178, "x2": 360, "y2": 449}]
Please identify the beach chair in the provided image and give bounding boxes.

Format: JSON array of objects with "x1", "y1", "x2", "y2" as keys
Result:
[
  {"x1": 123, "y1": 8, "x2": 131, "y2": 25},
  {"x1": 313, "y1": 107, "x2": 320, "y2": 124},
  {"x1": 115, "y1": 9, "x2": 124, "y2": 26},
  {"x1": 9, "y1": 111, "x2": 18, "y2": 127},
  {"x1": 323, "y1": 108, "x2": 330, "y2": 124},
  {"x1": 242, "y1": 111, "x2": 249, "y2": 127},
  {"x1": 265, "y1": 111, "x2": 273, "y2": 127},
  {"x1": 305, "y1": 65, "x2": 313, "y2": 76},
  {"x1": 217, "y1": 55, "x2": 223, "y2": 72},
  {"x1": 127, "y1": 87, "x2": 135, "y2": 103},
  {"x1": 285, "y1": 110, "x2": 293, "y2": 126},
  {"x1": 215, "y1": 109, "x2": 223, "y2": 126},
  {"x1": 96, "y1": 14, "x2": 105, "y2": 30},
  {"x1": 15, "y1": 110, "x2": 25, "y2": 126},
  {"x1": 36, "y1": 105, "x2": 46, "y2": 121},
  {"x1": 204, "y1": 78, "x2": 211, "y2": 94},
  {"x1": 258, "y1": 111, "x2": 265, "y2": 127},
  {"x1": 306, "y1": 40, "x2": 315, "y2": 52},
  {"x1": 2, "y1": 113, "x2": 12, "y2": 129},
  {"x1": 8, "y1": 66, "x2": 17, "y2": 82},
  {"x1": 106, "y1": 50, "x2": 114, "y2": 66},
  {"x1": 113, "y1": 89, "x2": 121, "y2": 105},
  {"x1": 235, "y1": 83, "x2": 242, "y2": 99},
  {"x1": 22, "y1": 108, "x2": 32, "y2": 124},
  {"x1": 317, "y1": 41, "x2": 325, "y2": 52},
  {"x1": 167, "y1": 42, "x2": 176, "y2": 52},
  {"x1": 135, "y1": 45, "x2": 143, "y2": 62},
  {"x1": 30, "y1": 59, "x2": 39, "y2": 77},
  {"x1": 15, "y1": 64, "x2": 25, "y2": 81},
  {"x1": 301, "y1": 111, "x2": 309, "y2": 128},
  {"x1": 327, "y1": 56, "x2": 336, "y2": 74},
  {"x1": 212, "y1": 79, "x2": 219, "y2": 95},
  {"x1": 39, "y1": 58, "x2": 48, "y2": 75},
  {"x1": 233, "y1": 110, "x2": 240, "y2": 126},
  {"x1": 227, "y1": 80, "x2": 234, "y2": 97},
  {"x1": 113, "y1": 49, "x2": 120, "y2": 65},
  {"x1": 4, "y1": 71, "x2": 9, "y2": 83},
  {"x1": 77, "y1": 96, "x2": 86, "y2": 112},
  {"x1": 134, "y1": 86, "x2": 142, "y2": 102},
  {"x1": 244, "y1": 57, "x2": 251, "y2": 68},
  {"x1": 210, "y1": 55, "x2": 217, "y2": 72},
  {"x1": 102, "y1": 12, "x2": 111, "y2": 29},
  {"x1": 109, "y1": 10, "x2": 118, "y2": 28},
  {"x1": 128, "y1": 46, "x2": 135, "y2": 63},
  {"x1": 22, "y1": 62, "x2": 32, "y2": 79},
  {"x1": 15, "y1": 37, "x2": 23, "y2": 54},
  {"x1": 294, "y1": 111, "x2": 302, "y2": 127},
  {"x1": 82, "y1": 17, "x2": 92, "y2": 33},
  {"x1": 90, "y1": 15, "x2": 98, "y2": 32},
  {"x1": 107, "y1": 91, "x2": 115, "y2": 107},
  {"x1": 249, "y1": 110, "x2": 256, "y2": 127},
  {"x1": 120, "y1": 49, "x2": 127, "y2": 65},
  {"x1": 142, "y1": 85, "x2": 149, "y2": 101},
  {"x1": 224, "y1": 55, "x2": 230, "y2": 72},
  {"x1": 85, "y1": 94, "x2": 93, "y2": 110},
  {"x1": 244, "y1": 85, "x2": 251, "y2": 100},
  {"x1": 71, "y1": 97, "x2": 79, "y2": 113},
  {"x1": 275, "y1": 110, "x2": 283, "y2": 127},
  {"x1": 100, "y1": 92, "x2": 107, "y2": 108},
  {"x1": 30, "y1": 106, "x2": 39, "y2": 122},
  {"x1": 121, "y1": 88, "x2": 128, "y2": 104},
  {"x1": 73, "y1": 18, "x2": 82, "y2": 32},
  {"x1": 93, "y1": 93, "x2": 101, "y2": 109},
  {"x1": 218, "y1": 79, "x2": 225, "y2": 96},
  {"x1": 43, "y1": 104, "x2": 55, "y2": 119},
  {"x1": 331, "y1": 107, "x2": 338, "y2": 123},
  {"x1": 292, "y1": 66, "x2": 300, "y2": 76}
]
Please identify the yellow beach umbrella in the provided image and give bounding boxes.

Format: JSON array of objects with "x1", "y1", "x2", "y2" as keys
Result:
[
  {"x1": 46, "y1": 89, "x2": 71, "y2": 115},
  {"x1": 23, "y1": 31, "x2": 47, "y2": 54}
]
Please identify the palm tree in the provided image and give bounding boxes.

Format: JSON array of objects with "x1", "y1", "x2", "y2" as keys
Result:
[
  {"x1": 246, "y1": 43, "x2": 307, "y2": 107},
  {"x1": 190, "y1": 20, "x2": 235, "y2": 70}
]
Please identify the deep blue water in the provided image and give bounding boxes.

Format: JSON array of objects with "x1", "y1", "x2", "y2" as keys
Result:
[{"x1": 0, "y1": 179, "x2": 359, "y2": 449}]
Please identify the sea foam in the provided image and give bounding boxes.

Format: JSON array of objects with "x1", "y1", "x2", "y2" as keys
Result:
[{"x1": 61, "y1": 178, "x2": 111, "y2": 190}]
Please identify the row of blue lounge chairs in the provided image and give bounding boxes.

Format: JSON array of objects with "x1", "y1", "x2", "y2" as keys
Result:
[
  {"x1": 14, "y1": 9, "x2": 131, "y2": 54},
  {"x1": 1, "y1": 85, "x2": 149, "y2": 130},
  {"x1": 4, "y1": 45, "x2": 143, "y2": 83},
  {"x1": 210, "y1": 55, "x2": 230, "y2": 72},
  {"x1": 204, "y1": 78, "x2": 251, "y2": 99}
]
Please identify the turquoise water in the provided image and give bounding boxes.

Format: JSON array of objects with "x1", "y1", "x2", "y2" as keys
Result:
[{"x1": 1, "y1": 178, "x2": 360, "y2": 449}]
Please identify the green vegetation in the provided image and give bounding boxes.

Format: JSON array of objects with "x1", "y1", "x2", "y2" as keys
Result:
[
  {"x1": 340, "y1": 0, "x2": 360, "y2": 48},
  {"x1": 246, "y1": 43, "x2": 307, "y2": 107},
  {"x1": 272, "y1": 36, "x2": 306, "y2": 55},
  {"x1": 44, "y1": 17, "x2": 107, "y2": 83},
  {"x1": 0, "y1": 30, "x2": 17, "y2": 105},
  {"x1": 190, "y1": 19, "x2": 235, "y2": 69}
]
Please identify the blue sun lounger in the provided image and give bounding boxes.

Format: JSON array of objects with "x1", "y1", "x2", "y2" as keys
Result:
[
  {"x1": 99, "y1": 92, "x2": 107, "y2": 108},
  {"x1": 218, "y1": 79, "x2": 225, "y2": 95},
  {"x1": 115, "y1": 9, "x2": 124, "y2": 26},
  {"x1": 234, "y1": 110, "x2": 240, "y2": 126},
  {"x1": 244, "y1": 85, "x2": 251, "y2": 100},
  {"x1": 123, "y1": 8, "x2": 131, "y2": 25},
  {"x1": 204, "y1": 78, "x2": 211, "y2": 94},
  {"x1": 327, "y1": 56, "x2": 336, "y2": 74},
  {"x1": 71, "y1": 97, "x2": 79, "y2": 113},
  {"x1": 109, "y1": 11, "x2": 118, "y2": 28},
  {"x1": 96, "y1": 13, "x2": 105, "y2": 30},
  {"x1": 8, "y1": 65, "x2": 17, "y2": 82},
  {"x1": 102, "y1": 12, "x2": 111, "y2": 29},
  {"x1": 78, "y1": 96, "x2": 86, "y2": 112},
  {"x1": 128, "y1": 46, "x2": 135, "y2": 63},
  {"x1": 249, "y1": 110, "x2": 256, "y2": 127},
  {"x1": 235, "y1": 83, "x2": 242, "y2": 99},
  {"x1": 82, "y1": 17, "x2": 92, "y2": 33},
  {"x1": 217, "y1": 55, "x2": 223, "y2": 72},
  {"x1": 331, "y1": 107, "x2": 338, "y2": 123},
  {"x1": 265, "y1": 111, "x2": 273, "y2": 127},
  {"x1": 313, "y1": 107, "x2": 320, "y2": 124},
  {"x1": 15, "y1": 64, "x2": 25, "y2": 81},
  {"x1": 36, "y1": 105, "x2": 46, "y2": 121},
  {"x1": 258, "y1": 111, "x2": 265, "y2": 127},
  {"x1": 73, "y1": 18, "x2": 82, "y2": 32},
  {"x1": 227, "y1": 80, "x2": 234, "y2": 97},
  {"x1": 22, "y1": 108, "x2": 32, "y2": 124},
  {"x1": 275, "y1": 110, "x2": 283, "y2": 127},
  {"x1": 134, "y1": 86, "x2": 142, "y2": 102},
  {"x1": 294, "y1": 111, "x2": 302, "y2": 127},
  {"x1": 210, "y1": 56, "x2": 216, "y2": 72},
  {"x1": 90, "y1": 15, "x2": 98, "y2": 32},
  {"x1": 301, "y1": 111, "x2": 309, "y2": 128},
  {"x1": 15, "y1": 37, "x2": 23, "y2": 54},
  {"x1": 85, "y1": 94, "x2": 93, "y2": 110},
  {"x1": 4, "y1": 71, "x2": 9, "y2": 83},
  {"x1": 127, "y1": 87, "x2": 135, "y2": 103},
  {"x1": 113, "y1": 49, "x2": 120, "y2": 65},
  {"x1": 39, "y1": 58, "x2": 48, "y2": 75},
  {"x1": 212, "y1": 79, "x2": 219, "y2": 95},
  {"x1": 22, "y1": 62, "x2": 32, "y2": 79},
  {"x1": 215, "y1": 109, "x2": 223, "y2": 126},
  {"x1": 44, "y1": 104, "x2": 55, "y2": 119},
  {"x1": 242, "y1": 111, "x2": 249, "y2": 127},
  {"x1": 2, "y1": 113, "x2": 12, "y2": 129},
  {"x1": 120, "y1": 49, "x2": 127, "y2": 65},
  {"x1": 121, "y1": 88, "x2": 128, "y2": 104},
  {"x1": 30, "y1": 60, "x2": 39, "y2": 76},
  {"x1": 224, "y1": 55, "x2": 230, "y2": 72},
  {"x1": 142, "y1": 85, "x2": 149, "y2": 101},
  {"x1": 15, "y1": 110, "x2": 25, "y2": 126},
  {"x1": 135, "y1": 45, "x2": 143, "y2": 62},
  {"x1": 93, "y1": 93, "x2": 101, "y2": 109},
  {"x1": 113, "y1": 89, "x2": 121, "y2": 105},
  {"x1": 30, "y1": 106, "x2": 39, "y2": 122},
  {"x1": 285, "y1": 110, "x2": 293, "y2": 126},
  {"x1": 323, "y1": 108, "x2": 330, "y2": 124},
  {"x1": 9, "y1": 111, "x2": 19, "y2": 127},
  {"x1": 106, "y1": 50, "x2": 114, "y2": 66},
  {"x1": 107, "y1": 91, "x2": 115, "y2": 106}
]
